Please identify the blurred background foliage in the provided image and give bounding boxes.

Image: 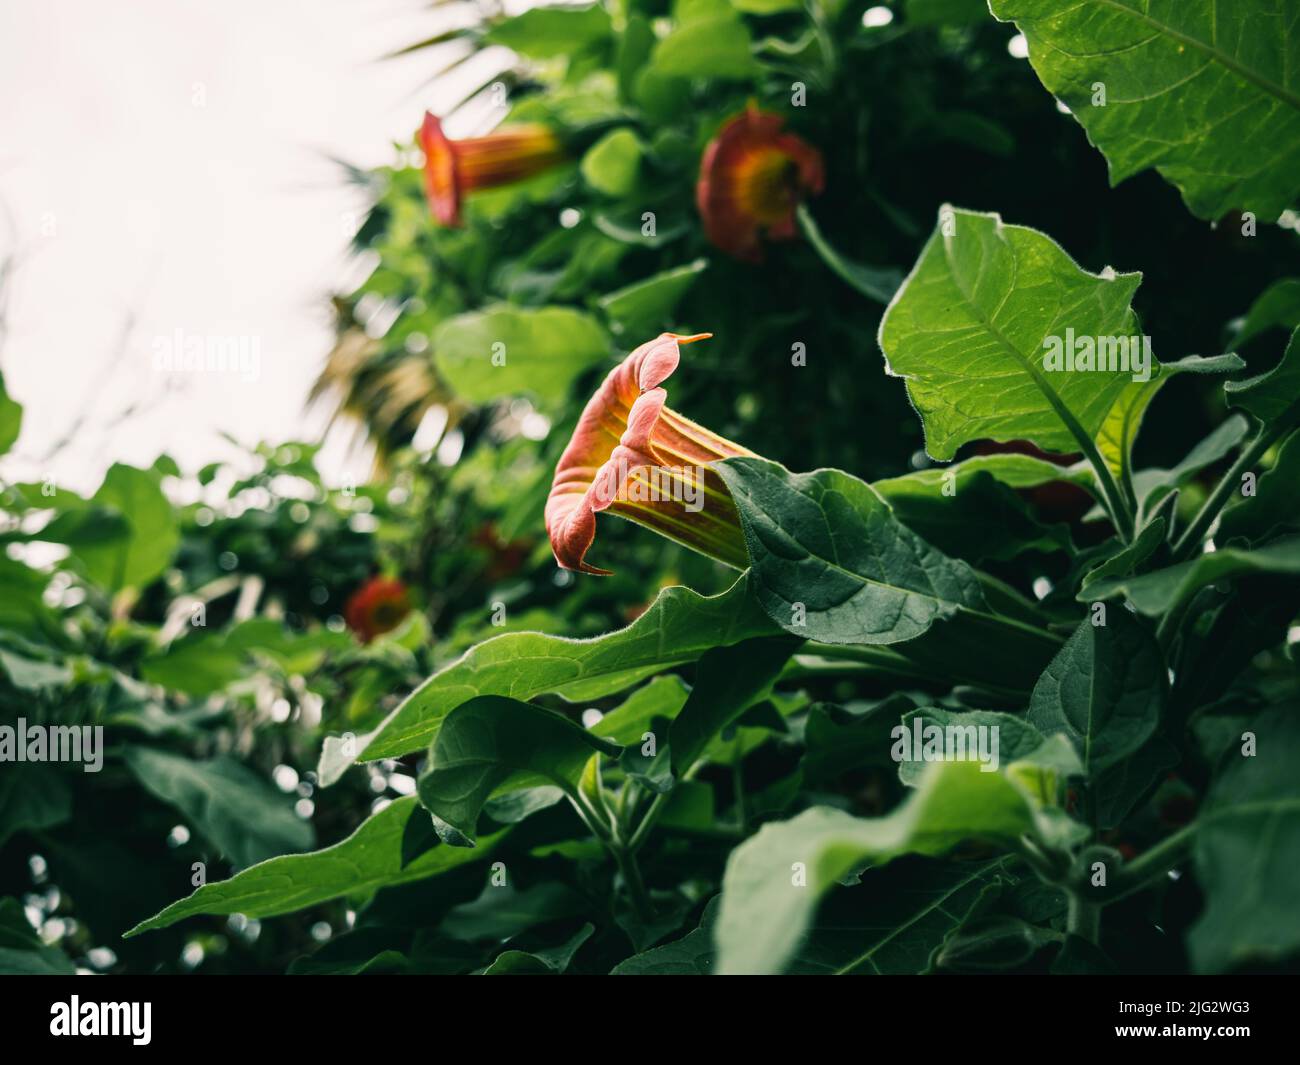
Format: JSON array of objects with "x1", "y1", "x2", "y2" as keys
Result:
[{"x1": 0, "y1": 0, "x2": 1296, "y2": 974}]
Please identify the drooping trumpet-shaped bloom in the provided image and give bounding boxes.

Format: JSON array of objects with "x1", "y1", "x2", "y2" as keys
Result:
[
  {"x1": 419, "y1": 112, "x2": 566, "y2": 226},
  {"x1": 696, "y1": 106, "x2": 825, "y2": 262},
  {"x1": 545, "y1": 333, "x2": 755, "y2": 575},
  {"x1": 344, "y1": 577, "x2": 411, "y2": 643}
]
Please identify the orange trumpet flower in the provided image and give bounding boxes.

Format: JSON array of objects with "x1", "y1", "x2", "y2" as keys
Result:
[
  {"x1": 419, "y1": 112, "x2": 567, "y2": 226},
  {"x1": 545, "y1": 333, "x2": 755, "y2": 575}
]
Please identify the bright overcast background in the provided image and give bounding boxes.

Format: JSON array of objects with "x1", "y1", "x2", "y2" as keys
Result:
[{"x1": 0, "y1": 0, "x2": 497, "y2": 493}]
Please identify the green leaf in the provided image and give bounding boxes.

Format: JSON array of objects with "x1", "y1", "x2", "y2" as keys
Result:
[
  {"x1": 0, "y1": 897, "x2": 74, "y2": 975},
  {"x1": 1218, "y1": 429, "x2": 1300, "y2": 543},
  {"x1": 484, "y1": 5, "x2": 612, "y2": 59},
  {"x1": 1097, "y1": 353, "x2": 1246, "y2": 479},
  {"x1": 74, "y1": 464, "x2": 180, "y2": 591},
  {"x1": 597, "y1": 259, "x2": 707, "y2": 340},
  {"x1": 416, "y1": 696, "x2": 621, "y2": 843},
  {"x1": 1025, "y1": 612, "x2": 1165, "y2": 775},
  {"x1": 713, "y1": 761, "x2": 1043, "y2": 974},
  {"x1": 432, "y1": 306, "x2": 610, "y2": 409},
  {"x1": 123, "y1": 746, "x2": 314, "y2": 868},
  {"x1": 651, "y1": 14, "x2": 757, "y2": 79},
  {"x1": 717, "y1": 457, "x2": 1002, "y2": 644},
  {"x1": 0, "y1": 648, "x2": 72, "y2": 691},
  {"x1": 669, "y1": 636, "x2": 800, "y2": 774},
  {"x1": 0, "y1": 371, "x2": 21, "y2": 457},
  {"x1": 1094, "y1": 735, "x2": 1180, "y2": 829},
  {"x1": 879, "y1": 206, "x2": 1146, "y2": 460},
  {"x1": 896, "y1": 707, "x2": 1052, "y2": 787},
  {"x1": 319, "y1": 573, "x2": 776, "y2": 783},
  {"x1": 443, "y1": 882, "x2": 588, "y2": 941},
  {"x1": 731, "y1": 0, "x2": 801, "y2": 12},
  {"x1": 1133, "y1": 413, "x2": 1250, "y2": 518},
  {"x1": 802, "y1": 696, "x2": 916, "y2": 782},
  {"x1": 1232, "y1": 279, "x2": 1300, "y2": 349},
  {"x1": 580, "y1": 128, "x2": 645, "y2": 197},
  {"x1": 483, "y1": 924, "x2": 594, "y2": 974},
  {"x1": 612, "y1": 899, "x2": 719, "y2": 974},
  {"x1": 1083, "y1": 534, "x2": 1300, "y2": 616},
  {"x1": 0, "y1": 765, "x2": 72, "y2": 848},
  {"x1": 990, "y1": 0, "x2": 1300, "y2": 220},
  {"x1": 1078, "y1": 516, "x2": 1168, "y2": 596},
  {"x1": 139, "y1": 634, "x2": 248, "y2": 696},
  {"x1": 1190, "y1": 705, "x2": 1300, "y2": 972},
  {"x1": 125, "y1": 797, "x2": 504, "y2": 936},
  {"x1": 1225, "y1": 325, "x2": 1300, "y2": 431}
]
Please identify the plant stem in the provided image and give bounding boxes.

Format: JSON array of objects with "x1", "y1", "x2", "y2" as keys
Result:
[
  {"x1": 614, "y1": 846, "x2": 654, "y2": 922},
  {"x1": 1171, "y1": 423, "x2": 1278, "y2": 560},
  {"x1": 1104, "y1": 822, "x2": 1198, "y2": 905}
]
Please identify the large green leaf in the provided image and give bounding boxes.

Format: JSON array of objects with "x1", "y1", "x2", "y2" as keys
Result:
[
  {"x1": 990, "y1": 0, "x2": 1300, "y2": 220},
  {"x1": 432, "y1": 306, "x2": 610, "y2": 409},
  {"x1": 1189, "y1": 706, "x2": 1300, "y2": 972},
  {"x1": 651, "y1": 11, "x2": 757, "y2": 79},
  {"x1": 125, "y1": 797, "x2": 503, "y2": 936},
  {"x1": 713, "y1": 760, "x2": 1048, "y2": 974},
  {"x1": 416, "y1": 696, "x2": 621, "y2": 843},
  {"x1": 74, "y1": 464, "x2": 180, "y2": 592},
  {"x1": 1025, "y1": 612, "x2": 1164, "y2": 776},
  {"x1": 318, "y1": 574, "x2": 776, "y2": 783},
  {"x1": 123, "y1": 746, "x2": 314, "y2": 868},
  {"x1": 715, "y1": 458, "x2": 1061, "y2": 691},
  {"x1": 878, "y1": 207, "x2": 1146, "y2": 460},
  {"x1": 0, "y1": 765, "x2": 71, "y2": 848},
  {"x1": 1083, "y1": 534, "x2": 1300, "y2": 615},
  {"x1": 717, "y1": 457, "x2": 987, "y2": 643}
]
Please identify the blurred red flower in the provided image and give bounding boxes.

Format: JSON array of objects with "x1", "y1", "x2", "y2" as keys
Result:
[
  {"x1": 696, "y1": 106, "x2": 825, "y2": 262},
  {"x1": 344, "y1": 576, "x2": 411, "y2": 643}
]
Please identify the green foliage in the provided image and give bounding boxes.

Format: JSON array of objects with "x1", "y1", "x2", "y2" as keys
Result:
[{"x1": 3, "y1": 0, "x2": 1297, "y2": 979}]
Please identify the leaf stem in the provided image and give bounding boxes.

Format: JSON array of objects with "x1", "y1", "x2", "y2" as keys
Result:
[{"x1": 1171, "y1": 422, "x2": 1278, "y2": 560}]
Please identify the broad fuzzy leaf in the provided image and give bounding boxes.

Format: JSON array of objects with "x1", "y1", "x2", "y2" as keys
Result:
[{"x1": 878, "y1": 206, "x2": 1146, "y2": 460}]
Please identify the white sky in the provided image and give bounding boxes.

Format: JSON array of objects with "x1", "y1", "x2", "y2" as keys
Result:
[{"x1": 0, "y1": 0, "x2": 496, "y2": 493}]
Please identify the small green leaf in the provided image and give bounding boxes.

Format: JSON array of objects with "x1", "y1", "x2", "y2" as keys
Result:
[
  {"x1": 433, "y1": 306, "x2": 610, "y2": 409},
  {"x1": 1083, "y1": 534, "x2": 1300, "y2": 616},
  {"x1": 651, "y1": 14, "x2": 757, "y2": 79},
  {"x1": 123, "y1": 746, "x2": 314, "y2": 868},
  {"x1": 1232, "y1": 279, "x2": 1300, "y2": 349},
  {"x1": 417, "y1": 696, "x2": 621, "y2": 843},
  {"x1": 1025, "y1": 612, "x2": 1165, "y2": 775},
  {"x1": 0, "y1": 371, "x2": 21, "y2": 457},
  {"x1": 484, "y1": 5, "x2": 612, "y2": 59},
  {"x1": 74, "y1": 464, "x2": 180, "y2": 592},
  {"x1": 896, "y1": 707, "x2": 1050, "y2": 787},
  {"x1": 1218, "y1": 429, "x2": 1300, "y2": 543},
  {"x1": 580, "y1": 128, "x2": 645, "y2": 197},
  {"x1": 597, "y1": 259, "x2": 707, "y2": 339},
  {"x1": 1225, "y1": 325, "x2": 1300, "y2": 432}
]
